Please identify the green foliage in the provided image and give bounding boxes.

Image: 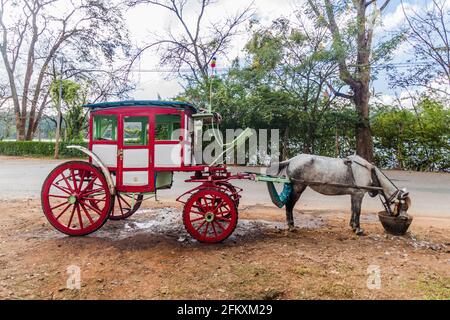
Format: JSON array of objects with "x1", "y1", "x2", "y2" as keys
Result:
[
  {"x1": 50, "y1": 79, "x2": 87, "y2": 142},
  {"x1": 181, "y1": 17, "x2": 354, "y2": 160},
  {"x1": 372, "y1": 98, "x2": 450, "y2": 171},
  {"x1": 0, "y1": 141, "x2": 88, "y2": 158},
  {"x1": 176, "y1": 5, "x2": 448, "y2": 171}
]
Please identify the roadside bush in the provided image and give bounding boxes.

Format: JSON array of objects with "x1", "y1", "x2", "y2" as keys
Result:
[
  {"x1": 0, "y1": 141, "x2": 88, "y2": 158},
  {"x1": 372, "y1": 98, "x2": 449, "y2": 172}
]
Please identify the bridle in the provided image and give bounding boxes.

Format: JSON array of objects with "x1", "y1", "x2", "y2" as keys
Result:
[{"x1": 353, "y1": 159, "x2": 401, "y2": 215}]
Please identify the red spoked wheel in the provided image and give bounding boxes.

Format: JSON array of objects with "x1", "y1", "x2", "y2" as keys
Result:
[
  {"x1": 109, "y1": 193, "x2": 144, "y2": 220},
  {"x1": 41, "y1": 161, "x2": 113, "y2": 236},
  {"x1": 183, "y1": 188, "x2": 238, "y2": 243}
]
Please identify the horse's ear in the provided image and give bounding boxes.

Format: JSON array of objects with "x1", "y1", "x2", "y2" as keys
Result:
[
  {"x1": 398, "y1": 188, "x2": 409, "y2": 199},
  {"x1": 405, "y1": 196, "x2": 411, "y2": 209}
]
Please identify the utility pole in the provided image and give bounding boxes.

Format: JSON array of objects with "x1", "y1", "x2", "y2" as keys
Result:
[{"x1": 54, "y1": 57, "x2": 64, "y2": 159}]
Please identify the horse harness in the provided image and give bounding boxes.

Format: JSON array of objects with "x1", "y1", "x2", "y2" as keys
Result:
[{"x1": 345, "y1": 157, "x2": 400, "y2": 215}]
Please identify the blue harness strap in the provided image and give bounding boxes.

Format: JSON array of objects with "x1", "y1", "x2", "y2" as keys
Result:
[{"x1": 267, "y1": 182, "x2": 293, "y2": 208}]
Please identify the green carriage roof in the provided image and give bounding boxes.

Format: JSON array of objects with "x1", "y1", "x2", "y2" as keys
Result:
[{"x1": 83, "y1": 100, "x2": 197, "y2": 112}]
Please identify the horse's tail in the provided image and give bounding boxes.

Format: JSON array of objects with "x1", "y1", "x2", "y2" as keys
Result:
[
  {"x1": 267, "y1": 159, "x2": 291, "y2": 177},
  {"x1": 266, "y1": 159, "x2": 292, "y2": 208}
]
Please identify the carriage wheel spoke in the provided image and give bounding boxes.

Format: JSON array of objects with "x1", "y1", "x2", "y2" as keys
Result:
[
  {"x1": 55, "y1": 203, "x2": 73, "y2": 220},
  {"x1": 78, "y1": 170, "x2": 87, "y2": 191},
  {"x1": 70, "y1": 169, "x2": 78, "y2": 191},
  {"x1": 214, "y1": 220, "x2": 225, "y2": 232},
  {"x1": 216, "y1": 216, "x2": 231, "y2": 222},
  {"x1": 67, "y1": 204, "x2": 77, "y2": 228},
  {"x1": 51, "y1": 201, "x2": 69, "y2": 211},
  {"x1": 217, "y1": 209, "x2": 231, "y2": 216},
  {"x1": 49, "y1": 194, "x2": 70, "y2": 199},
  {"x1": 192, "y1": 204, "x2": 206, "y2": 213},
  {"x1": 117, "y1": 195, "x2": 125, "y2": 214},
  {"x1": 83, "y1": 197, "x2": 106, "y2": 202},
  {"x1": 81, "y1": 187, "x2": 104, "y2": 197},
  {"x1": 76, "y1": 203, "x2": 84, "y2": 229},
  {"x1": 212, "y1": 199, "x2": 224, "y2": 213},
  {"x1": 80, "y1": 200, "x2": 103, "y2": 216},
  {"x1": 60, "y1": 173, "x2": 74, "y2": 192},
  {"x1": 190, "y1": 216, "x2": 205, "y2": 223},
  {"x1": 202, "y1": 197, "x2": 211, "y2": 210},
  {"x1": 202, "y1": 222, "x2": 210, "y2": 237},
  {"x1": 79, "y1": 202, "x2": 94, "y2": 225},
  {"x1": 51, "y1": 183, "x2": 72, "y2": 195},
  {"x1": 211, "y1": 222, "x2": 218, "y2": 237},
  {"x1": 118, "y1": 194, "x2": 131, "y2": 208},
  {"x1": 195, "y1": 220, "x2": 207, "y2": 232},
  {"x1": 81, "y1": 176, "x2": 98, "y2": 195}
]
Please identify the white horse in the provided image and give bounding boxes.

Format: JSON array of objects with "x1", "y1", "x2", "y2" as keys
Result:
[{"x1": 267, "y1": 154, "x2": 411, "y2": 235}]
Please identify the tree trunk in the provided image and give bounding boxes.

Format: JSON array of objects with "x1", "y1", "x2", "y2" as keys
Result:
[
  {"x1": 16, "y1": 116, "x2": 26, "y2": 141},
  {"x1": 25, "y1": 113, "x2": 36, "y2": 140},
  {"x1": 353, "y1": 85, "x2": 374, "y2": 162}
]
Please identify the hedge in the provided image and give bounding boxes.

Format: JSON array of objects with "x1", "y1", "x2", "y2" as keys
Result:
[{"x1": 0, "y1": 141, "x2": 89, "y2": 158}]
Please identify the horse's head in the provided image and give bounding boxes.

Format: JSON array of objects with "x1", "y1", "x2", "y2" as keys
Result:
[{"x1": 392, "y1": 188, "x2": 411, "y2": 217}]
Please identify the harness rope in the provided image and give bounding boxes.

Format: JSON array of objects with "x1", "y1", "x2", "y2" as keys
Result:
[{"x1": 346, "y1": 158, "x2": 400, "y2": 215}]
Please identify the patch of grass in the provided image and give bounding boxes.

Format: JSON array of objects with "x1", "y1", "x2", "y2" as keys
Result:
[
  {"x1": 419, "y1": 275, "x2": 450, "y2": 300},
  {"x1": 226, "y1": 264, "x2": 285, "y2": 299},
  {"x1": 317, "y1": 283, "x2": 355, "y2": 299},
  {"x1": 292, "y1": 265, "x2": 328, "y2": 277},
  {"x1": 293, "y1": 266, "x2": 311, "y2": 277}
]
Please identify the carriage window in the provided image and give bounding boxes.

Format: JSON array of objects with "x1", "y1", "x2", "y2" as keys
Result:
[
  {"x1": 93, "y1": 115, "x2": 117, "y2": 141},
  {"x1": 155, "y1": 114, "x2": 181, "y2": 141},
  {"x1": 123, "y1": 116, "x2": 148, "y2": 145}
]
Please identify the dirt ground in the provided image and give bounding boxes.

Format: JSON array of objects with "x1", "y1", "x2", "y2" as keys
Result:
[{"x1": 0, "y1": 198, "x2": 449, "y2": 300}]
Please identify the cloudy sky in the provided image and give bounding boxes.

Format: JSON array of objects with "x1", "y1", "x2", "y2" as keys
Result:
[{"x1": 124, "y1": 0, "x2": 433, "y2": 102}]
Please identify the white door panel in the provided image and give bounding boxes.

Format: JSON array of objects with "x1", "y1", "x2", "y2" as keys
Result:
[
  {"x1": 122, "y1": 171, "x2": 148, "y2": 186},
  {"x1": 155, "y1": 144, "x2": 181, "y2": 167},
  {"x1": 92, "y1": 144, "x2": 117, "y2": 167},
  {"x1": 123, "y1": 149, "x2": 148, "y2": 168}
]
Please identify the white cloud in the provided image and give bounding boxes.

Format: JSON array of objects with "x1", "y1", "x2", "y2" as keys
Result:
[{"x1": 372, "y1": 94, "x2": 395, "y2": 105}]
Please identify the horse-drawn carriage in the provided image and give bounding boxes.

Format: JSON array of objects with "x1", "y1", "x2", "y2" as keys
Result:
[
  {"x1": 41, "y1": 100, "x2": 253, "y2": 243},
  {"x1": 41, "y1": 100, "x2": 412, "y2": 242}
]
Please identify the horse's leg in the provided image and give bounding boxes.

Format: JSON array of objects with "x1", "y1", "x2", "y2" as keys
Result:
[
  {"x1": 350, "y1": 192, "x2": 365, "y2": 235},
  {"x1": 285, "y1": 184, "x2": 306, "y2": 231},
  {"x1": 349, "y1": 194, "x2": 359, "y2": 231},
  {"x1": 349, "y1": 209, "x2": 356, "y2": 231}
]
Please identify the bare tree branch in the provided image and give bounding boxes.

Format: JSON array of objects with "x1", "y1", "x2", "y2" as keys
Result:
[{"x1": 129, "y1": 0, "x2": 254, "y2": 84}]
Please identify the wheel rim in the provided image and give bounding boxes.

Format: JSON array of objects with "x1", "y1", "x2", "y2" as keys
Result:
[
  {"x1": 41, "y1": 162, "x2": 112, "y2": 236},
  {"x1": 109, "y1": 193, "x2": 143, "y2": 220},
  {"x1": 183, "y1": 189, "x2": 237, "y2": 243}
]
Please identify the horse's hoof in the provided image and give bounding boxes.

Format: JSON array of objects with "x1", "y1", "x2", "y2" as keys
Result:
[
  {"x1": 288, "y1": 225, "x2": 296, "y2": 232},
  {"x1": 355, "y1": 228, "x2": 365, "y2": 236}
]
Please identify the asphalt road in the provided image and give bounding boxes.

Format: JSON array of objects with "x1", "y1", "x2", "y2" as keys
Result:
[{"x1": 0, "y1": 156, "x2": 449, "y2": 218}]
